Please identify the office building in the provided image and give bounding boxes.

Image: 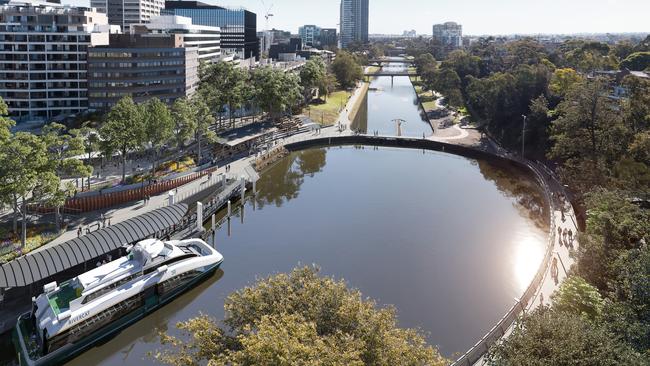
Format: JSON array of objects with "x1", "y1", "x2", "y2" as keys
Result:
[
  {"x1": 144, "y1": 15, "x2": 220, "y2": 62},
  {"x1": 339, "y1": 0, "x2": 368, "y2": 48},
  {"x1": 90, "y1": 0, "x2": 164, "y2": 32},
  {"x1": 88, "y1": 33, "x2": 199, "y2": 110},
  {"x1": 432, "y1": 22, "x2": 462, "y2": 49},
  {"x1": 298, "y1": 24, "x2": 320, "y2": 47},
  {"x1": 268, "y1": 37, "x2": 301, "y2": 60},
  {"x1": 163, "y1": 1, "x2": 258, "y2": 59},
  {"x1": 319, "y1": 28, "x2": 337, "y2": 49},
  {"x1": 0, "y1": 0, "x2": 111, "y2": 123}
]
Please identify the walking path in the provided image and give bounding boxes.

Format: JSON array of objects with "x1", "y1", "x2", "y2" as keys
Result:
[{"x1": 36, "y1": 82, "x2": 363, "y2": 253}]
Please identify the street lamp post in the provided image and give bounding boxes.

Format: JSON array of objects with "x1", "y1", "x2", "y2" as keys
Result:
[{"x1": 521, "y1": 114, "x2": 527, "y2": 158}]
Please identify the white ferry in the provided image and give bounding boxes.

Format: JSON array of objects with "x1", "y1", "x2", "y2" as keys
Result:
[{"x1": 14, "y1": 238, "x2": 223, "y2": 366}]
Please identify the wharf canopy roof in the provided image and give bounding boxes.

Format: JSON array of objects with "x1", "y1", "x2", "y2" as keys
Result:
[{"x1": 0, "y1": 204, "x2": 188, "y2": 289}]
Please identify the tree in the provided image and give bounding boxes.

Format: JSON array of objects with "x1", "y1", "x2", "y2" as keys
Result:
[
  {"x1": 331, "y1": 51, "x2": 363, "y2": 89},
  {"x1": 486, "y1": 308, "x2": 644, "y2": 366},
  {"x1": 300, "y1": 57, "x2": 327, "y2": 103},
  {"x1": 156, "y1": 266, "x2": 447, "y2": 366},
  {"x1": 414, "y1": 53, "x2": 437, "y2": 77},
  {"x1": 71, "y1": 123, "x2": 101, "y2": 190},
  {"x1": 622, "y1": 75, "x2": 650, "y2": 133},
  {"x1": 0, "y1": 132, "x2": 57, "y2": 245},
  {"x1": 190, "y1": 96, "x2": 216, "y2": 164},
  {"x1": 548, "y1": 79, "x2": 630, "y2": 193},
  {"x1": 552, "y1": 276, "x2": 604, "y2": 319},
  {"x1": 603, "y1": 246, "x2": 650, "y2": 352},
  {"x1": 199, "y1": 61, "x2": 232, "y2": 128},
  {"x1": 549, "y1": 68, "x2": 583, "y2": 96},
  {"x1": 252, "y1": 67, "x2": 302, "y2": 120},
  {"x1": 441, "y1": 50, "x2": 480, "y2": 85},
  {"x1": 620, "y1": 52, "x2": 650, "y2": 71},
  {"x1": 319, "y1": 72, "x2": 339, "y2": 100},
  {"x1": 170, "y1": 97, "x2": 195, "y2": 149},
  {"x1": 100, "y1": 96, "x2": 145, "y2": 183},
  {"x1": 41, "y1": 123, "x2": 92, "y2": 230},
  {"x1": 428, "y1": 68, "x2": 463, "y2": 108},
  {"x1": 142, "y1": 98, "x2": 173, "y2": 175},
  {"x1": 575, "y1": 189, "x2": 649, "y2": 292}
]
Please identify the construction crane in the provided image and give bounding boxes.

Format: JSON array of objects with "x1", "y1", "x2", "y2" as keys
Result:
[{"x1": 260, "y1": 0, "x2": 274, "y2": 31}]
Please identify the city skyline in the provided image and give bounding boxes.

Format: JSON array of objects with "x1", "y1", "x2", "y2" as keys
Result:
[{"x1": 64, "y1": 0, "x2": 649, "y2": 35}]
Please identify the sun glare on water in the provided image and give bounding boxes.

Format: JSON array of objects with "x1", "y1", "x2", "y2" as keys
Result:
[{"x1": 513, "y1": 236, "x2": 545, "y2": 292}]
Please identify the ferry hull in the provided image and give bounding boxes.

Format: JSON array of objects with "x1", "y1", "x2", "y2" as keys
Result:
[{"x1": 15, "y1": 261, "x2": 222, "y2": 366}]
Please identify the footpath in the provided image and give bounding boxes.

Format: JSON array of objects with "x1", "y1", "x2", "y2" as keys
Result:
[{"x1": 36, "y1": 82, "x2": 362, "y2": 253}]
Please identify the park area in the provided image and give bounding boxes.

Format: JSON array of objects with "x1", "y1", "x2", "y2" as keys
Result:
[{"x1": 304, "y1": 90, "x2": 351, "y2": 125}]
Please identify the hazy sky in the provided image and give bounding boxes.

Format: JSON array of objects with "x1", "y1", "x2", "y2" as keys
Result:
[{"x1": 65, "y1": 0, "x2": 649, "y2": 35}]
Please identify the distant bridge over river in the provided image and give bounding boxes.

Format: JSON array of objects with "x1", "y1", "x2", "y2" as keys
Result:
[{"x1": 368, "y1": 58, "x2": 415, "y2": 66}]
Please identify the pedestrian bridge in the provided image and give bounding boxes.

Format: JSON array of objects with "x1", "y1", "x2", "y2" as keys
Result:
[{"x1": 368, "y1": 58, "x2": 415, "y2": 66}]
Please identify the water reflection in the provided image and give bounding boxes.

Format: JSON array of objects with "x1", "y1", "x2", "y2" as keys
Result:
[
  {"x1": 513, "y1": 236, "x2": 545, "y2": 291},
  {"x1": 254, "y1": 148, "x2": 327, "y2": 209},
  {"x1": 65, "y1": 269, "x2": 224, "y2": 366}
]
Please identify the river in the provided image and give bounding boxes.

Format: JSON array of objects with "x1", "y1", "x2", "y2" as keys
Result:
[{"x1": 1, "y1": 64, "x2": 549, "y2": 365}]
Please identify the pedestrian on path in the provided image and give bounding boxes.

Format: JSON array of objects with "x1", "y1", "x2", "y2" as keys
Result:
[
  {"x1": 77, "y1": 226, "x2": 82, "y2": 238},
  {"x1": 568, "y1": 229, "x2": 573, "y2": 244},
  {"x1": 551, "y1": 257, "x2": 559, "y2": 285}
]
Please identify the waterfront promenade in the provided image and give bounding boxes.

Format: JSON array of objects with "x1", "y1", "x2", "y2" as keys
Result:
[{"x1": 6, "y1": 76, "x2": 577, "y2": 366}]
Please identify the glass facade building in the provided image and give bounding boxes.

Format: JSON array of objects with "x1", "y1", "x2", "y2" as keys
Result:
[
  {"x1": 163, "y1": 1, "x2": 258, "y2": 59},
  {"x1": 340, "y1": 0, "x2": 368, "y2": 48}
]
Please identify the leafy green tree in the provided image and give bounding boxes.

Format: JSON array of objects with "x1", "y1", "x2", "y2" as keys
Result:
[
  {"x1": 41, "y1": 123, "x2": 92, "y2": 230},
  {"x1": 552, "y1": 276, "x2": 604, "y2": 319},
  {"x1": 0, "y1": 132, "x2": 58, "y2": 245},
  {"x1": 156, "y1": 266, "x2": 447, "y2": 366},
  {"x1": 622, "y1": 75, "x2": 650, "y2": 133},
  {"x1": 414, "y1": 53, "x2": 437, "y2": 75},
  {"x1": 504, "y1": 39, "x2": 547, "y2": 69},
  {"x1": 319, "y1": 72, "x2": 339, "y2": 100},
  {"x1": 252, "y1": 67, "x2": 302, "y2": 120},
  {"x1": 170, "y1": 97, "x2": 195, "y2": 149},
  {"x1": 548, "y1": 79, "x2": 630, "y2": 193},
  {"x1": 441, "y1": 50, "x2": 480, "y2": 85},
  {"x1": 525, "y1": 95, "x2": 553, "y2": 158},
  {"x1": 549, "y1": 68, "x2": 583, "y2": 96},
  {"x1": 575, "y1": 189, "x2": 649, "y2": 290},
  {"x1": 563, "y1": 41, "x2": 618, "y2": 72},
  {"x1": 199, "y1": 61, "x2": 232, "y2": 128},
  {"x1": 331, "y1": 51, "x2": 363, "y2": 89},
  {"x1": 190, "y1": 96, "x2": 216, "y2": 164},
  {"x1": 427, "y1": 68, "x2": 463, "y2": 108},
  {"x1": 620, "y1": 52, "x2": 650, "y2": 71},
  {"x1": 300, "y1": 57, "x2": 327, "y2": 103},
  {"x1": 143, "y1": 98, "x2": 174, "y2": 174},
  {"x1": 603, "y1": 246, "x2": 650, "y2": 352},
  {"x1": 226, "y1": 67, "x2": 252, "y2": 128},
  {"x1": 100, "y1": 96, "x2": 145, "y2": 183},
  {"x1": 486, "y1": 308, "x2": 644, "y2": 366},
  {"x1": 71, "y1": 123, "x2": 101, "y2": 189}
]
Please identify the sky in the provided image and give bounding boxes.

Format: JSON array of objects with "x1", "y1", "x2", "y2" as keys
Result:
[{"x1": 65, "y1": 0, "x2": 650, "y2": 36}]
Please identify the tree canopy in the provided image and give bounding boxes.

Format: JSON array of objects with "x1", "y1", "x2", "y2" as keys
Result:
[
  {"x1": 156, "y1": 266, "x2": 447, "y2": 366},
  {"x1": 331, "y1": 51, "x2": 363, "y2": 89}
]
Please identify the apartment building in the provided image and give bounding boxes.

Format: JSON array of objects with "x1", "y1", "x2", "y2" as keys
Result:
[{"x1": 0, "y1": 0, "x2": 111, "y2": 123}]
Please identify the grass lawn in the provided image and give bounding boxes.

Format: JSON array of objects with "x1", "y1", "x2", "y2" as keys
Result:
[
  {"x1": 305, "y1": 90, "x2": 351, "y2": 125},
  {"x1": 422, "y1": 100, "x2": 438, "y2": 111}
]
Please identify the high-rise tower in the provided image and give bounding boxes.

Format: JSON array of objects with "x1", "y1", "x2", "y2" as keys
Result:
[{"x1": 339, "y1": 0, "x2": 368, "y2": 48}]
